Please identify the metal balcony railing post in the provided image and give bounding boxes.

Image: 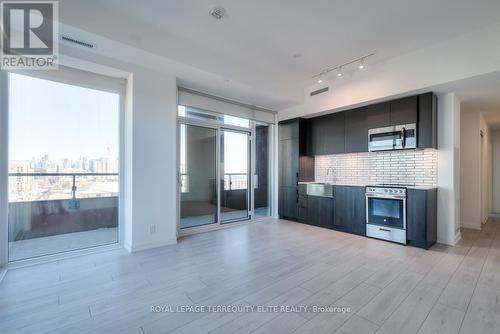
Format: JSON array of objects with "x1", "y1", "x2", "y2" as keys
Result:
[{"x1": 72, "y1": 175, "x2": 77, "y2": 199}]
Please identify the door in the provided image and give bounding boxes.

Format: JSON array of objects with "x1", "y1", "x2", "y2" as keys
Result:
[
  {"x1": 220, "y1": 129, "x2": 251, "y2": 222},
  {"x1": 179, "y1": 124, "x2": 218, "y2": 229},
  {"x1": 253, "y1": 124, "x2": 271, "y2": 218}
]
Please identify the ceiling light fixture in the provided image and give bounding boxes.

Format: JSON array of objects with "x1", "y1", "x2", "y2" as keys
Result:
[
  {"x1": 317, "y1": 78, "x2": 323, "y2": 83},
  {"x1": 312, "y1": 52, "x2": 375, "y2": 82},
  {"x1": 359, "y1": 58, "x2": 365, "y2": 69},
  {"x1": 210, "y1": 6, "x2": 226, "y2": 20}
]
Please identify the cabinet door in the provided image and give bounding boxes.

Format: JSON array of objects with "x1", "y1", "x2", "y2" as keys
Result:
[
  {"x1": 333, "y1": 186, "x2": 350, "y2": 231},
  {"x1": 333, "y1": 186, "x2": 366, "y2": 234},
  {"x1": 306, "y1": 196, "x2": 334, "y2": 228},
  {"x1": 367, "y1": 102, "x2": 391, "y2": 129},
  {"x1": 279, "y1": 186, "x2": 298, "y2": 219},
  {"x1": 417, "y1": 93, "x2": 437, "y2": 149},
  {"x1": 279, "y1": 120, "x2": 299, "y2": 140},
  {"x1": 350, "y1": 186, "x2": 367, "y2": 236},
  {"x1": 407, "y1": 189, "x2": 426, "y2": 244},
  {"x1": 390, "y1": 96, "x2": 417, "y2": 125},
  {"x1": 309, "y1": 112, "x2": 345, "y2": 155},
  {"x1": 279, "y1": 139, "x2": 299, "y2": 187},
  {"x1": 345, "y1": 107, "x2": 368, "y2": 153}
]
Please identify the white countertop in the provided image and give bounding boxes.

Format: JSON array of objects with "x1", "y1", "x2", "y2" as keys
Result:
[{"x1": 298, "y1": 181, "x2": 437, "y2": 190}]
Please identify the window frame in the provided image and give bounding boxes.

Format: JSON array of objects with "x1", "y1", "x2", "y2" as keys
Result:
[{"x1": 1, "y1": 66, "x2": 126, "y2": 267}]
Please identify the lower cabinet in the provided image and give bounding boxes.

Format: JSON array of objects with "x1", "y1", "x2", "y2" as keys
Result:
[
  {"x1": 279, "y1": 186, "x2": 298, "y2": 220},
  {"x1": 407, "y1": 188, "x2": 437, "y2": 249},
  {"x1": 333, "y1": 186, "x2": 366, "y2": 236},
  {"x1": 306, "y1": 196, "x2": 334, "y2": 228}
]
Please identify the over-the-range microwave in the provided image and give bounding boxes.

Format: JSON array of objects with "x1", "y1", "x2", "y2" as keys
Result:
[{"x1": 368, "y1": 123, "x2": 417, "y2": 152}]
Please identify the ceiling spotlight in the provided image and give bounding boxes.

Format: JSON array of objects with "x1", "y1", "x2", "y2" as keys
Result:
[
  {"x1": 359, "y1": 58, "x2": 365, "y2": 69},
  {"x1": 210, "y1": 6, "x2": 226, "y2": 20},
  {"x1": 317, "y1": 78, "x2": 323, "y2": 83},
  {"x1": 337, "y1": 68, "x2": 342, "y2": 77}
]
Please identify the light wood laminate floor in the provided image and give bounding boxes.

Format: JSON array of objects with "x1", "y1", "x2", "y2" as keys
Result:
[{"x1": 1, "y1": 218, "x2": 499, "y2": 334}]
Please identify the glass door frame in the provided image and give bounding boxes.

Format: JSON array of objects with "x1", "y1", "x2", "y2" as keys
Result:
[
  {"x1": 219, "y1": 127, "x2": 252, "y2": 223},
  {"x1": 177, "y1": 116, "x2": 255, "y2": 234}
]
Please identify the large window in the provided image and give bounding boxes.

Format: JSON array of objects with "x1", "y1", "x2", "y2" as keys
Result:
[{"x1": 8, "y1": 72, "x2": 121, "y2": 261}]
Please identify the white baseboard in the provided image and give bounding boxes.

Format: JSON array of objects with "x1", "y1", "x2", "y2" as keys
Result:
[
  {"x1": 0, "y1": 268, "x2": 6, "y2": 285},
  {"x1": 460, "y1": 222, "x2": 482, "y2": 230},
  {"x1": 125, "y1": 237, "x2": 177, "y2": 253},
  {"x1": 455, "y1": 230, "x2": 462, "y2": 244}
]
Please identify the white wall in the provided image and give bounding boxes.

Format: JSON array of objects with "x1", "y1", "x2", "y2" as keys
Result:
[
  {"x1": 437, "y1": 93, "x2": 461, "y2": 245},
  {"x1": 460, "y1": 110, "x2": 481, "y2": 229},
  {"x1": 492, "y1": 130, "x2": 500, "y2": 214},
  {"x1": 459, "y1": 110, "x2": 493, "y2": 229},
  {"x1": 479, "y1": 114, "x2": 492, "y2": 224}
]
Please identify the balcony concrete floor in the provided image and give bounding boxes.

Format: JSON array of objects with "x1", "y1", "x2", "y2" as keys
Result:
[{"x1": 8, "y1": 228, "x2": 118, "y2": 261}]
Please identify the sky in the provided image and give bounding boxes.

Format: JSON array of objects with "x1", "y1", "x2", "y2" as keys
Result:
[{"x1": 9, "y1": 73, "x2": 120, "y2": 161}]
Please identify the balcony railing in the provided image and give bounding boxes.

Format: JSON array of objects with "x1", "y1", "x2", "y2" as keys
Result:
[
  {"x1": 180, "y1": 173, "x2": 248, "y2": 193},
  {"x1": 8, "y1": 173, "x2": 119, "y2": 244},
  {"x1": 8, "y1": 172, "x2": 119, "y2": 202}
]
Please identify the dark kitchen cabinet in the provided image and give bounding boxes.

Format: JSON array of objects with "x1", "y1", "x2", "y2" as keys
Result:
[
  {"x1": 333, "y1": 186, "x2": 366, "y2": 235},
  {"x1": 417, "y1": 93, "x2": 438, "y2": 149},
  {"x1": 279, "y1": 186, "x2": 298, "y2": 220},
  {"x1": 390, "y1": 96, "x2": 418, "y2": 125},
  {"x1": 278, "y1": 119, "x2": 313, "y2": 220},
  {"x1": 407, "y1": 188, "x2": 437, "y2": 249},
  {"x1": 298, "y1": 184, "x2": 308, "y2": 223},
  {"x1": 279, "y1": 139, "x2": 299, "y2": 187},
  {"x1": 306, "y1": 196, "x2": 334, "y2": 228},
  {"x1": 367, "y1": 102, "x2": 391, "y2": 129},
  {"x1": 345, "y1": 107, "x2": 368, "y2": 153},
  {"x1": 308, "y1": 112, "x2": 345, "y2": 155}
]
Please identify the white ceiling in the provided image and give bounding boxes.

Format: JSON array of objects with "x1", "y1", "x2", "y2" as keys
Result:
[{"x1": 59, "y1": 0, "x2": 500, "y2": 109}]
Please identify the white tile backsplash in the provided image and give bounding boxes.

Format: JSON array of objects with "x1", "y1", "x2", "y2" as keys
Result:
[{"x1": 315, "y1": 149, "x2": 437, "y2": 187}]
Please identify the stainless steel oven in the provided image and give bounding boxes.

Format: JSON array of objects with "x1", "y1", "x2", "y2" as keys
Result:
[
  {"x1": 365, "y1": 186, "x2": 407, "y2": 244},
  {"x1": 368, "y1": 123, "x2": 417, "y2": 151}
]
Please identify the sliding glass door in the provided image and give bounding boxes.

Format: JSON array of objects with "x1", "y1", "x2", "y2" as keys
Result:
[
  {"x1": 220, "y1": 129, "x2": 250, "y2": 222},
  {"x1": 179, "y1": 124, "x2": 217, "y2": 229},
  {"x1": 178, "y1": 105, "x2": 272, "y2": 231}
]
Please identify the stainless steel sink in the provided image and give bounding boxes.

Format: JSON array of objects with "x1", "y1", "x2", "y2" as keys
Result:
[{"x1": 306, "y1": 182, "x2": 334, "y2": 198}]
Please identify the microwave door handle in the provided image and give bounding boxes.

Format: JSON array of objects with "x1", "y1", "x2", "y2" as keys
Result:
[{"x1": 401, "y1": 127, "x2": 406, "y2": 148}]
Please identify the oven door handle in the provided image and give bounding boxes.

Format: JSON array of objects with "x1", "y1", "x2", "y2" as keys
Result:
[{"x1": 365, "y1": 194, "x2": 407, "y2": 200}]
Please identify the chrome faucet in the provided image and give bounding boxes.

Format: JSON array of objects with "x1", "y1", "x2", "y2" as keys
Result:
[{"x1": 326, "y1": 167, "x2": 334, "y2": 181}]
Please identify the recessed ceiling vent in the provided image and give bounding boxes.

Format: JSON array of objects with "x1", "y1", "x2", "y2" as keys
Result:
[
  {"x1": 61, "y1": 36, "x2": 94, "y2": 49},
  {"x1": 310, "y1": 86, "x2": 329, "y2": 97},
  {"x1": 210, "y1": 6, "x2": 226, "y2": 20}
]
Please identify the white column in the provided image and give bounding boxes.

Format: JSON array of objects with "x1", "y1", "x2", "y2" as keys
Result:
[{"x1": 437, "y1": 93, "x2": 461, "y2": 245}]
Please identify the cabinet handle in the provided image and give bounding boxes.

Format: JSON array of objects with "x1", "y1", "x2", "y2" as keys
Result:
[{"x1": 379, "y1": 228, "x2": 391, "y2": 232}]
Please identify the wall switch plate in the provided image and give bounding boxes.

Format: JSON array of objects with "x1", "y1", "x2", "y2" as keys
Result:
[{"x1": 149, "y1": 224, "x2": 157, "y2": 234}]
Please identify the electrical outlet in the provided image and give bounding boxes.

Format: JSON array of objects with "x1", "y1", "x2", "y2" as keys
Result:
[{"x1": 149, "y1": 224, "x2": 157, "y2": 234}]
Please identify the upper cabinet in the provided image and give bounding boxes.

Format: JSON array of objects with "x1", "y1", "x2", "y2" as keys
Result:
[
  {"x1": 282, "y1": 93, "x2": 437, "y2": 158},
  {"x1": 417, "y1": 93, "x2": 438, "y2": 149},
  {"x1": 366, "y1": 102, "x2": 391, "y2": 129},
  {"x1": 308, "y1": 112, "x2": 345, "y2": 155},
  {"x1": 390, "y1": 96, "x2": 418, "y2": 125},
  {"x1": 345, "y1": 107, "x2": 368, "y2": 153}
]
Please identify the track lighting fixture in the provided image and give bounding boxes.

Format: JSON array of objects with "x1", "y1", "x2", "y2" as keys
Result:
[{"x1": 312, "y1": 52, "x2": 375, "y2": 82}]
